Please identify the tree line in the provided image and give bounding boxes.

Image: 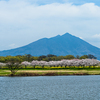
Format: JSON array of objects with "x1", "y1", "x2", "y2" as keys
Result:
[{"x1": 0, "y1": 54, "x2": 97, "y2": 63}]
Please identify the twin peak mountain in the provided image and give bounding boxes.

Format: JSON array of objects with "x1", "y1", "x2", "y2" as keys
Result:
[{"x1": 0, "y1": 33, "x2": 100, "y2": 59}]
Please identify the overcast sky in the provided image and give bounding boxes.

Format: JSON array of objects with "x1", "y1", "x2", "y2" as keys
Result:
[{"x1": 0, "y1": 0, "x2": 100, "y2": 51}]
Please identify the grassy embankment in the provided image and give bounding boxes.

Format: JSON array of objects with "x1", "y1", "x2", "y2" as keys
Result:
[{"x1": 1, "y1": 66, "x2": 100, "y2": 76}]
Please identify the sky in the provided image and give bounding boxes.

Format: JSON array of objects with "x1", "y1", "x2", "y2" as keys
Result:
[{"x1": 0, "y1": 0, "x2": 100, "y2": 51}]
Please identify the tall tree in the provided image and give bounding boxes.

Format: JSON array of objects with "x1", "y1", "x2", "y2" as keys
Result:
[{"x1": 6, "y1": 58, "x2": 21, "y2": 76}]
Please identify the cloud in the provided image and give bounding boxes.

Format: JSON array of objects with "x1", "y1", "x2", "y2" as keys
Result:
[
  {"x1": 0, "y1": 0, "x2": 100, "y2": 50},
  {"x1": 92, "y1": 34, "x2": 100, "y2": 38}
]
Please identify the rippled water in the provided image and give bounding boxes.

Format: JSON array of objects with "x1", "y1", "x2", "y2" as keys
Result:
[{"x1": 0, "y1": 76, "x2": 100, "y2": 100}]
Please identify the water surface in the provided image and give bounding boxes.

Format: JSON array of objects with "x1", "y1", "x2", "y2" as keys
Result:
[{"x1": 0, "y1": 76, "x2": 100, "y2": 100}]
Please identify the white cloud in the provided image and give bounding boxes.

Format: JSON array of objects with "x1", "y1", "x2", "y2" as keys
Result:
[
  {"x1": 92, "y1": 34, "x2": 100, "y2": 38},
  {"x1": 0, "y1": 0, "x2": 100, "y2": 50}
]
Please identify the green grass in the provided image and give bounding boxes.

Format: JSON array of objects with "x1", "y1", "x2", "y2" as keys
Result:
[
  {"x1": 0, "y1": 69, "x2": 11, "y2": 76},
  {"x1": 1, "y1": 66, "x2": 100, "y2": 76}
]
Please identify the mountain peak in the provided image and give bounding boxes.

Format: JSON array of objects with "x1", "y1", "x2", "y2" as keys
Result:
[
  {"x1": 62, "y1": 33, "x2": 76, "y2": 37},
  {"x1": 62, "y1": 32, "x2": 71, "y2": 36}
]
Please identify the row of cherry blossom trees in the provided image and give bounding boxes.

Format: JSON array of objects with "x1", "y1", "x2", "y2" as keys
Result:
[
  {"x1": 0, "y1": 59, "x2": 100, "y2": 68},
  {"x1": 21, "y1": 59, "x2": 100, "y2": 68}
]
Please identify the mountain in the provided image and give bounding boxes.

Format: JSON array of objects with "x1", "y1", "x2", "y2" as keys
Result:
[{"x1": 0, "y1": 33, "x2": 100, "y2": 59}]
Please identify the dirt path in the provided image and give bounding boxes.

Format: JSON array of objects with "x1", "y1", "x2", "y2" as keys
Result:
[
  {"x1": 2, "y1": 70, "x2": 100, "y2": 73},
  {"x1": 1, "y1": 70, "x2": 84, "y2": 72}
]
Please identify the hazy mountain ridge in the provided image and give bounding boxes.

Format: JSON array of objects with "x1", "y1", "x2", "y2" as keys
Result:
[{"x1": 0, "y1": 33, "x2": 100, "y2": 59}]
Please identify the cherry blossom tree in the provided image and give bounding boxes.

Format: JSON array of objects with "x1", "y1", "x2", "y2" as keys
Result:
[
  {"x1": 6, "y1": 62, "x2": 21, "y2": 76},
  {"x1": 21, "y1": 61, "x2": 31, "y2": 68},
  {"x1": 31, "y1": 60, "x2": 40, "y2": 68},
  {"x1": 6, "y1": 57, "x2": 22, "y2": 76}
]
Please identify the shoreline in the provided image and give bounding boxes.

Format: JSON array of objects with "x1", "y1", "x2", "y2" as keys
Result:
[{"x1": 0, "y1": 72, "x2": 100, "y2": 77}]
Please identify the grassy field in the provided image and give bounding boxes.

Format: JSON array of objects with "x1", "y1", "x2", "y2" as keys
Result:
[{"x1": 1, "y1": 66, "x2": 100, "y2": 76}]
